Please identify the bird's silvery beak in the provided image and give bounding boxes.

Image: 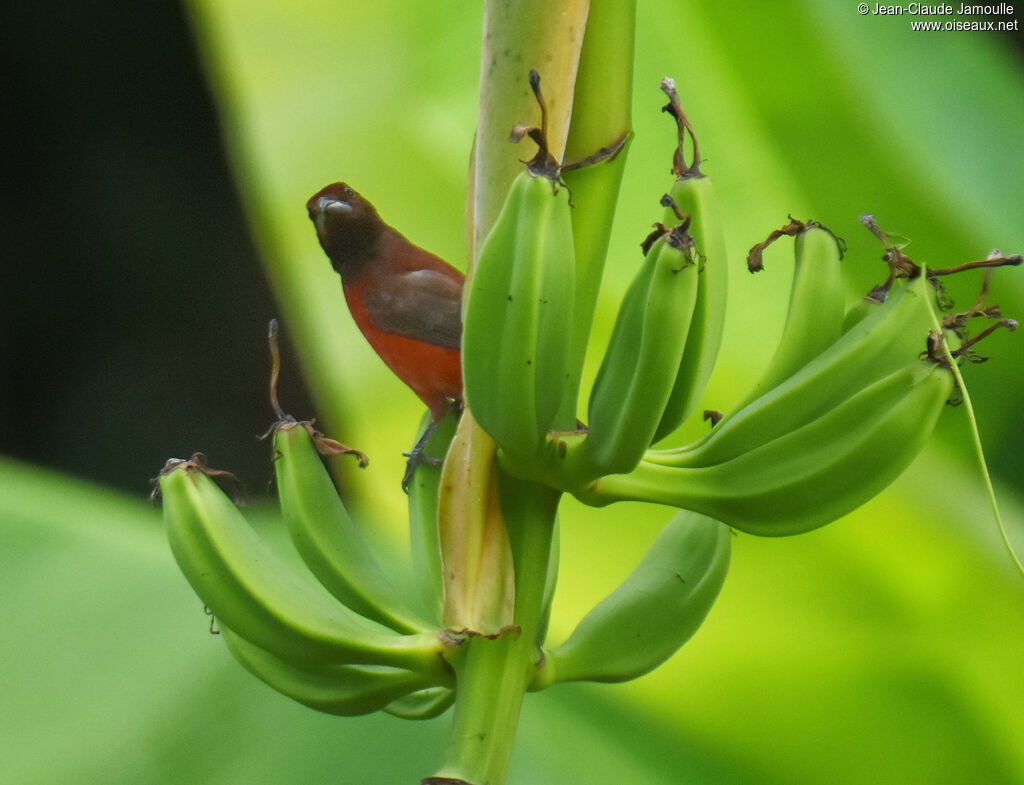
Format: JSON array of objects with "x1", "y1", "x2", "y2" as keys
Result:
[{"x1": 315, "y1": 197, "x2": 352, "y2": 233}]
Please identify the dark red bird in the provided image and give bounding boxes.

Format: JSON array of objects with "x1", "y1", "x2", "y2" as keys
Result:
[{"x1": 307, "y1": 184, "x2": 464, "y2": 479}]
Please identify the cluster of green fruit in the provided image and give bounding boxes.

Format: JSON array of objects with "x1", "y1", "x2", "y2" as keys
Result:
[
  {"x1": 465, "y1": 76, "x2": 1016, "y2": 538},
  {"x1": 156, "y1": 74, "x2": 1018, "y2": 723}
]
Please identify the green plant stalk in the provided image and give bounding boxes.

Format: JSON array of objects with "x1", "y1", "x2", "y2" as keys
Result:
[
  {"x1": 433, "y1": 634, "x2": 532, "y2": 785},
  {"x1": 952, "y1": 363, "x2": 1024, "y2": 575},
  {"x1": 439, "y1": 0, "x2": 587, "y2": 642},
  {"x1": 462, "y1": 0, "x2": 585, "y2": 594},
  {"x1": 429, "y1": 3, "x2": 639, "y2": 783},
  {"x1": 925, "y1": 296, "x2": 1024, "y2": 575},
  {"x1": 559, "y1": 0, "x2": 636, "y2": 424},
  {"x1": 433, "y1": 482, "x2": 559, "y2": 785},
  {"x1": 467, "y1": 0, "x2": 589, "y2": 260}
]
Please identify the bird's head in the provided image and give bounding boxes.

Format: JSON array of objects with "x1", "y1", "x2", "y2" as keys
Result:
[{"x1": 307, "y1": 183, "x2": 384, "y2": 273}]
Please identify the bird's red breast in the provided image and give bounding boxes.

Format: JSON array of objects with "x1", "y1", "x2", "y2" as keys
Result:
[{"x1": 307, "y1": 183, "x2": 464, "y2": 419}]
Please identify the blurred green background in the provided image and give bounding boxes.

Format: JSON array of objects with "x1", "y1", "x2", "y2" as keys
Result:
[{"x1": 3, "y1": 2, "x2": 1023, "y2": 783}]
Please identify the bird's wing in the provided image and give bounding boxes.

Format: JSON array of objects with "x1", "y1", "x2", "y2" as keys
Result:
[{"x1": 362, "y1": 268, "x2": 463, "y2": 350}]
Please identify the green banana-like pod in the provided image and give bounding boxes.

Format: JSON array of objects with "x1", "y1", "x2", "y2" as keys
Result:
[
  {"x1": 535, "y1": 509, "x2": 729, "y2": 686},
  {"x1": 160, "y1": 462, "x2": 446, "y2": 673},
  {"x1": 651, "y1": 272, "x2": 935, "y2": 469},
  {"x1": 842, "y1": 293, "x2": 883, "y2": 333},
  {"x1": 462, "y1": 170, "x2": 576, "y2": 459},
  {"x1": 652, "y1": 80, "x2": 728, "y2": 443},
  {"x1": 738, "y1": 224, "x2": 846, "y2": 406},
  {"x1": 653, "y1": 174, "x2": 728, "y2": 442},
  {"x1": 585, "y1": 359, "x2": 954, "y2": 536},
  {"x1": 575, "y1": 227, "x2": 700, "y2": 478},
  {"x1": 383, "y1": 686, "x2": 456, "y2": 720},
  {"x1": 273, "y1": 422, "x2": 428, "y2": 634},
  {"x1": 220, "y1": 625, "x2": 447, "y2": 717}
]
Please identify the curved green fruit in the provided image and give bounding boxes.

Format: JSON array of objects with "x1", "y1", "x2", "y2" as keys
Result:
[
  {"x1": 650, "y1": 273, "x2": 934, "y2": 469},
  {"x1": 220, "y1": 625, "x2": 446, "y2": 717},
  {"x1": 160, "y1": 462, "x2": 444, "y2": 672},
  {"x1": 739, "y1": 223, "x2": 846, "y2": 406},
  {"x1": 273, "y1": 422, "x2": 427, "y2": 634},
  {"x1": 583, "y1": 358, "x2": 954, "y2": 536},
  {"x1": 383, "y1": 686, "x2": 456, "y2": 720},
  {"x1": 577, "y1": 225, "x2": 700, "y2": 477},
  {"x1": 653, "y1": 175, "x2": 728, "y2": 442},
  {"x1": 537, "y1": 509, "x2": 730, "y2": 685},
  {"x1": 652, "y1": 79, "x2": 728, "y2": 442},
  {"x1": 462, "y1": 170, "x2": 576, "y2": 456},
  {"x1": 842, "y1": 292, "x2": 885, "y2": 332}
]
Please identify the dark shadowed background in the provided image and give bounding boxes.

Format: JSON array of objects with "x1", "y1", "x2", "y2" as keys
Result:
[{"x1": 2, "y1": 1, "x2": 311, "y2": 495}]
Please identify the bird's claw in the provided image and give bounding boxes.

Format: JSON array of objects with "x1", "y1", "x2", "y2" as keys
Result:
[{"x1": 401, "y1": 421, "x2": 444, "y2": 493}]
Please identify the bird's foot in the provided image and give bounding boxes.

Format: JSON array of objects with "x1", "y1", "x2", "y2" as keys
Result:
[{"x1": 402, "y1": 420, "x2": 442, "y2": 493}]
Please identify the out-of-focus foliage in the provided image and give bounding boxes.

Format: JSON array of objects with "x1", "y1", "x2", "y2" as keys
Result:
[{"x1": 2, "y1": 1, "x2": 1023, "y2": 783}]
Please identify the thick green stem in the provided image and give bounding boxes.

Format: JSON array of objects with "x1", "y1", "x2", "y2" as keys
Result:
[
  {"x1": 502, "y1": 479, "x2": 561, "y2": 638},
  {"x1": 431, "y1": 634, "x2": 533, "y2": 785},
  {"x1": 468, "y1": 0, "x2": 589, "y2": 264},
  {"x1": 430, "y1": 4, "x2": 586, "y2": 781},
  {"x1": 429, "y1": 2, "x2": 634, "y2": 783},
  {"x1": 560, "y1": 0, "x2": 637, "y2": 424},
  {"x1": 431, "y1": 481, "x2": 558, "y2": 785}
]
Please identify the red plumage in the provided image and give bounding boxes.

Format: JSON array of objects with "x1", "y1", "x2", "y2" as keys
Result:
[{"x1": 307, "y1": 183, "x2": 464, "y2": 420}]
